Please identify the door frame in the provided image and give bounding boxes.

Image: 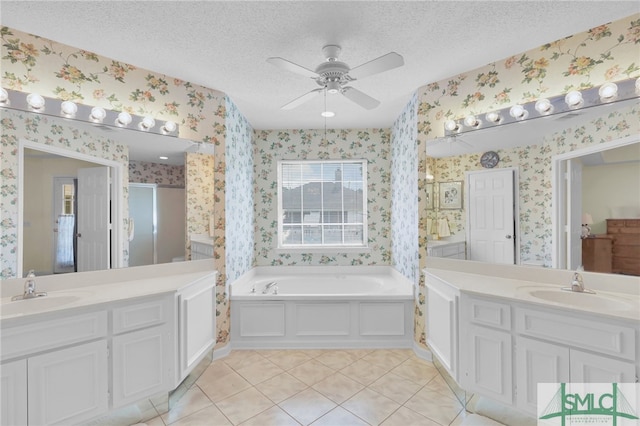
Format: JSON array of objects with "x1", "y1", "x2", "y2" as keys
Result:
[
  {"x1": 465, "y1": 167, "x2": 520, "y2": 265},
  {"x1": 18, "y1": 140, "x2": 124, "y2": 275},
  {"x1": 551, "y1": 134, "x2": 639, "y2": 269}
]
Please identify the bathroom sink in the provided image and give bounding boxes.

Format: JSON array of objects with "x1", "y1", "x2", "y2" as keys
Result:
[
  {"x1": 1, "y1": 293, "x2": 85, "y2": 317},
  {"x1": 527, "y1": 289, "x2": 634, "y2": 311}
]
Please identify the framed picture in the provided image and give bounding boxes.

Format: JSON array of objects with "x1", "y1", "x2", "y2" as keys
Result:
[
  {"x1": 426, "y1": 183, "x2": 433, "y2": 210},
  {"x1": 439, "y1": 181, "x2": 463, "y2": 210}
]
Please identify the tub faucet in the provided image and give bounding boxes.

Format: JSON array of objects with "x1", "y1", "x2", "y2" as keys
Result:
[
  {"x1": 562, "y1": 272, "x2": 595, "y2": 294},
  {"x1": 262, "y1": 281, "x2": 277, "y2": 294},
  {"x1": 12, "y1": 270, "x2": 47, "y2": 301}
]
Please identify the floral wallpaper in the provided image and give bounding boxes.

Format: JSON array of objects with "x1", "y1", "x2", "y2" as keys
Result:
[
  {"x1": 1, "y1": 109, "x2": 129, "y2": 279},
  {"x1": 1, "y1": 26, "x2": 228, "y2": 345},
  {"x1": 128, "y1": 160, "x2": 185, "y2": 186},
  {"x1": 414, "y1": 14, "x2": 640, "y2": 348},
  {"x1": 253, "y1": 128, "x2": 392, "y2": 266}
]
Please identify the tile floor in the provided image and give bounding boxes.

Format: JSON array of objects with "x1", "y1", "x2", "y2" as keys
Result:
[{"x1": 144, "y1": 349, "x2": 470, "y2": 426}]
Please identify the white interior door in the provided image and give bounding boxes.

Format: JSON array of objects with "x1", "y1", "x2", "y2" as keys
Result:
[
  {"x1": 128, "y1": 184, "x2": 156, "y2": 267},
  {"x1": 52, "y1": 177, "x2": 76, "y2": 274},
  {"x1": 77, "y1": 167, "x2": 110, "y2": 272},
  {"x1": 157, "y1": 187, "x2": 185, "y2": 263},
  {"x1": 467, "y1": 169, "x2": 516, "y2": 264},
  {"x1": 567, "y1": 159, "x2": 583, "y2": 270}
]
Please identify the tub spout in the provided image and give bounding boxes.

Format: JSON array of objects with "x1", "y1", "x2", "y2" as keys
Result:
[{"x1": 262, "y1": 281, "x2": 277, "y2": 294}]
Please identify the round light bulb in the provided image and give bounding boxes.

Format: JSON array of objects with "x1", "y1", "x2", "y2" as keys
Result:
[
  {"x1": 60, "y1": 101, "x2": 78, "y2": 117},
  {"x1": 444, "y1": 119, "x2": 460, "y2": 132},
  {"x1": 26, "y1": 93, "x2": 45, "y2": 110},
  {"x1": 485, "y1": 111, "x2": 502, "y2": 124},
  {"x1": 0, "y1": 88, "x2": 9, "y2": 105},
  {"x1": 90, "y1": 106, "x2": 106, "y2": 122},
  {"x1": 464, "y1": 115, "x2": 480, "y2": 128},
  {"x1": 162, "y1": 120, "x2": 177, "y2": 134},
  {"x1": 564, "y1": 91, "x2": 583, "y2": 108},
  {"x1": 509, "y1": 104, "x2": 528, "y2": 120},
  {"x1": 116, "y1": 111, "x2": 132, "y2": 127},
  {"x1": 598, "y1": 82, "x2": 618, "y2": 102},
  {"x1": 139, "y1": 116, "x2": 156, "y2": 131},
  {"x1": 534, "y1": 98, "x2": 553, "y2": 115}
]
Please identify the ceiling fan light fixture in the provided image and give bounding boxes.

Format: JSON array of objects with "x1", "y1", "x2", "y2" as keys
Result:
[
  {"x1": 321, "y1": 111, "x2": 335, "y2": 118},
  {"x1": 326, "y1": 81, "x2": 341, "y2": 94}
]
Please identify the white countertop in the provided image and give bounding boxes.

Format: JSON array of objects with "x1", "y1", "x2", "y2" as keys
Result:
[
  {"x1": 1, "y1": 260, "x2": 217, "y2": 322},
  {"x1": 424, "y1": 258, "x2": 640, "y2": 322}
]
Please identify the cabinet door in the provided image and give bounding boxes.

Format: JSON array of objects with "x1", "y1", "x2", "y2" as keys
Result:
[
  {"x1": 516, "y1": 336, "x2": 570, "y2": 414},
  {"x1": 1, "y1": 359, "x2": 27, "y2": 426},
  {"x1": 570, "y1": 350, "x2": 636, "y2": 383},
  {"x1": 28, "y1": 340, "x2": 108, "y2": 426},
  {"x1": 462, "y1": 324, "x2": 513, "y2": 405},
  {"x1": 426, "y1": 284, "x2": 457, "y2": 380},
  {"x1": 112, "y1": 326, "x2": 171, "y2": 408},
  {"x1": 178, "y1": 277, "x2": 216, "y2": 384}
]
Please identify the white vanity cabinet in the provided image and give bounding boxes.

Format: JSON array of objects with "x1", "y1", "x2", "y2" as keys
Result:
[
  {"x1": 425, "y1": 272, "x2": 460, "y2": 382},
  {"x1": 427, "y1": 241, "x2": 466, "y2": 259},
  {"x1": 1, "y1": 359, "x2": 27, "y2": 426},
  {"x1": 111, "y1": 296, "x2": 175, "y2": 408},
  {"x1": 459, "y1": 294, "x2": 513, "y2": 405},
  {"x1": 190, "y1": 236, "x2": 214, "y2": 260}
]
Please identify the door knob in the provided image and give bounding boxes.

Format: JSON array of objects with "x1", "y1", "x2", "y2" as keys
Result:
[
  {"x1": 76, "y1": 233, "x2": 82, "y2": 238},
  {"x1": 506, "y1": 235, "x2": 512, "y2": 239}
]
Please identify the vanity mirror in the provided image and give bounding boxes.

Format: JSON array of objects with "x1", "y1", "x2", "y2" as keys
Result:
[
  {"x1": 1, "y1": 99, "x2": 212, "y2": 279},
  {"x1": 426, "y1": 97, "x2": 639, "y2": 275}
]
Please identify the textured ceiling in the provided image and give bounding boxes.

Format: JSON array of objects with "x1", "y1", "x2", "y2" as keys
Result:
[{"x1": 2, "y1": 1, "x2": 638, "y2": 130}]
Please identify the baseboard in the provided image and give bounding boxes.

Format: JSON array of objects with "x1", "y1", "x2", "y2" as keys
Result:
[
  {"x1": 212, "y1": 342, "x2": 232, "y2": 360},
  {"x1": 412, "y1": 342, "x2": 433, "y2": 361}
]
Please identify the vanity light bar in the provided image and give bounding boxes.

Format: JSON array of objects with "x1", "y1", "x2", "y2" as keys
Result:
[
  {"x1": 444, "y1": 77, "x2": 639, "y2": 136},
  {"x1": 0, "y1": 89, "x2": 179, "y2": 137}
]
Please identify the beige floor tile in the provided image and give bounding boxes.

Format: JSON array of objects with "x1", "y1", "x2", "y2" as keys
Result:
[
  {"x1": 297, "y1": 349, "x2": 327, "y2": 358},
  {"x1": 254, "y1": 349, "x2": 286, "y2": 358},
  {"x1": 340, "y1": 359, "x2": 389, "y2": 386},
  {"x1": 449, "y1": 409, "x2": 470, "y2": 426},
  {"x1": 161, "y1": 386, "x2": 213, "y2": 425},
  {"x1": 380, "y1": 406, "x2": 441, "y2": 426},
  {"x1": 424, "y1": 373, "x2": 459, "y2": 401},
  {"x1": 288, "y1": 359, "x2": 336, "y2": 386},
  {"x1": 255, "y1": 372, "x2": 309, "y2": 404},
  {"x1": 216, "y1": 387, "x2": 275, "y2": 425},
  {"x1": 310, "y1": 406, "x2": 370, "y2": 426},
  {"x1": 267, "y1": 350, "x2": 313, "y2": 370},
  {"x1": 197, "y1": 370, "x2": 252, "y2": 403},
  {"x1": 166, "y1": 405, "x2": 232, "y2": 426},
  {"x1": 223, "y1": 350, "x2": 265, "y2": 371},
  {"x1": 404, "y1": 388, "x2": 463, "y2": 425},
  {"x1": 390, "y1": 358, "x2": 439, "y2": 386},
  {"x1": 312, "y1": 372, "x2": 365, "y2": 404},
  {"x1": 145, "y1": 415, "x2": 166, "y2": 426},
  {"x1": 361, "y1": 350, "x2": 409, "y2": 369},
  {"x1": 315, "y1": 350, "x2": 360, "y2": 370},
  {"x1": 236, "y1": 357, "x2": 285, "y2": 385},
  {"x1": 342, "y1": 349, "x2": 374, "y2": 359},
  {"x1": 201, "y1": 359, "x2": 236, "y2": 380},
  {"x1": 368, "y1": 372, "x2": 423, "y2": 404},
  {"x1": 342, "y1": 388, "x2": 401, "y2": 425},
  {"x1": 279, "y1": 388, "x2": 337, "y2": 425},
  {"x1": 239, "y1": 405, "x2": 301, "y2": 426}
]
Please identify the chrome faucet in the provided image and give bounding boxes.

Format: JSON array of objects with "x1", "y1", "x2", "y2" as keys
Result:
[
  {"x1": 562, "y1": 272, "x2": 595, "y2": 294},
  {"x1": 11, "y1": 270, "x2": 47, "y2": 301},
  {"x1": 262, "y1": 281, "x2": 277, "y2": 294}
]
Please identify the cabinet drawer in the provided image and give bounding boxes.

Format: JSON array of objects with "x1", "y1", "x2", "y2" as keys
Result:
[
  {"x1": 112, "y1": 297, "x2": 169, "y2": 335},
  {"x1": 462, "y1": 294, "x2": 511, "y2": 331},
  {"x1": 2, "y1": 311, "x2": 107, "y2": 361},
  {"x1": 516, "y1": 308, "x2": 635, "y2": 361}
]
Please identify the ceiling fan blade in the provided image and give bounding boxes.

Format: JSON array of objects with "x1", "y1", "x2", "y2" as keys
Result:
[
  {"x1": 267, "y1": 57, "x2": 318, "y2": 78},
  {"x1": 348, "y1": 52, "x2": 404, "y2": 80},
  {"x1": 281, "y1": 88, "x2": 323, "y2": 110},
  {"x1": 341, "y1": 87, "x2": 380, "y2": 110}
]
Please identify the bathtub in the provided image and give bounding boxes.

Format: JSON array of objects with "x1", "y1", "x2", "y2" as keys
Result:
[{"x1": 230, "y1": 266, "x2": 415, "y2": 349}]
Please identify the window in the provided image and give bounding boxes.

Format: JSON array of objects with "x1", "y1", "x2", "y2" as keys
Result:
[{"x1": 278, "y1": 160, "x2": 367, "y2": 248}]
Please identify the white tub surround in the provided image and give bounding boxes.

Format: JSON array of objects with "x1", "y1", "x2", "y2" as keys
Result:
[
  {"x1": 230, "y1": 266, "x2": 414, "y2": 349},
  {"x1": 0, "y1": 260, "x2": 217, "y2": 426},
  {"x1": 424, "y1": 257, "x2": 639, "y2": 417}
]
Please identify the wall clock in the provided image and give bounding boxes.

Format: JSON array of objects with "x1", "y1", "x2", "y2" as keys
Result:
[{"x1": 480, "y1": 151, "x2": 500, "y2": 168}]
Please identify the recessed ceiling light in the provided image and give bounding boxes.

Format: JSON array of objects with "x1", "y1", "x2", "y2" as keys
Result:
[
  {"x1": 321, "y1": 111, "x2": 335, "y2": 118},
  {"x1": 159, "y1": 156, "x2": 169, "y2": 160}
]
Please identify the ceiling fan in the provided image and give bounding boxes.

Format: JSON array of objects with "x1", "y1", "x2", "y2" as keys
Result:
[{"x1": 267, "y1": 45, "x2": 404, "y2": 110}]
